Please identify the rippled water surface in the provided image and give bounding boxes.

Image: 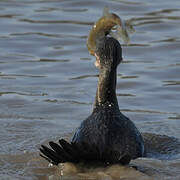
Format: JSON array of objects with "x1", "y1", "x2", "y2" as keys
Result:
[{"x1": 0, "y1": 0, "x2": 180, "y2": 179}]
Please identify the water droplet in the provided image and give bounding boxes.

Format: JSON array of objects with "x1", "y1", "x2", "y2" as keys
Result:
[{"x1": 48, "y1": 163, "x2": 53, "y2": 167}]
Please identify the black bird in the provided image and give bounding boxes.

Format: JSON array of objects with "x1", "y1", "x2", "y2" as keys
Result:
[{"x1": 40, "y1": 37, "x2": 145, "y2": 166}]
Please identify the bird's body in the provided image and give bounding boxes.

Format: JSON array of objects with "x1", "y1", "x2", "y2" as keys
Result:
[
  {"x1": 72, "y1": 37, "x2": 144, "y2": 163},
  {"x1": 40, "y1": 37, "x2": 145, "y2": 165},
  {"x1": 72, "y1": 105, "x2": 144, "y2": 164}
]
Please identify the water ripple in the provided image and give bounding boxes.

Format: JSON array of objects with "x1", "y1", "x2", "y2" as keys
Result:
[
  {"x1": 10, "y1": 32, "x2": 86, "y2": 38},
  {"x1": 163, "y1": 81, "x2": 180, "y2": 86},
  {"x1": 145, "y1": 8, "x2": 180, "y2": 16},
  {"x1": 117, "y1": 93, "x2": 136, "y2": 97},
  {"x1": 0, "y1": 14, "x2": 22, "y2": 18},
  {"x1": 44, "y1": 99, "x2": 91, "y2": 105},
  {"x1": 19, "y1": 18, "x2": 93, "y2": 25},
  {"x1": 69, "y1": 74, "x2": 98, "y2": 80},
  {"x1": 0, "y1": 73, "x2": 46, "y2": 78},
  {"x1": 39, "y1": 58, "x2": 70, "y2": 62},
  {"x1": 121, "y1": 108, "x2": 178, "y2": 115},
  {"x1": 34, "y1": 7, "x2": 88, "y2": 13},
  {"x1": 0, "y1": 91, "x2": 48, "y2": 97}
]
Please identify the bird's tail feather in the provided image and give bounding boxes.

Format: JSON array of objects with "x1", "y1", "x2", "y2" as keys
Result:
[
  {"x1": 40, "y1": 139, "x2": 132, "y2": 165},
  {"x1": 40, "y1": 139, "x2": 105, "y2": 165},
  {"x1": 40, "y1": 139, "x2": 80, "y2": 165}
]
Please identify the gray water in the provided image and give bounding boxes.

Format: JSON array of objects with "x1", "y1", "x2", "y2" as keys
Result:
[{"x1": 0, "y1": 0, "x2": 180, "y2": 179}]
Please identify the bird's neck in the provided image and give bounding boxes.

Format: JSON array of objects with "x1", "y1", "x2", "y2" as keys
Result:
[{"x1": 93, "y1": 67, "x2": 119, "y2": 110}]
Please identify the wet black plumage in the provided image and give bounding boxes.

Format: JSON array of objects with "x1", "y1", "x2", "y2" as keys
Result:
[{"x1": 40, "y1": 37, "x2": 145, "y2": 165}]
